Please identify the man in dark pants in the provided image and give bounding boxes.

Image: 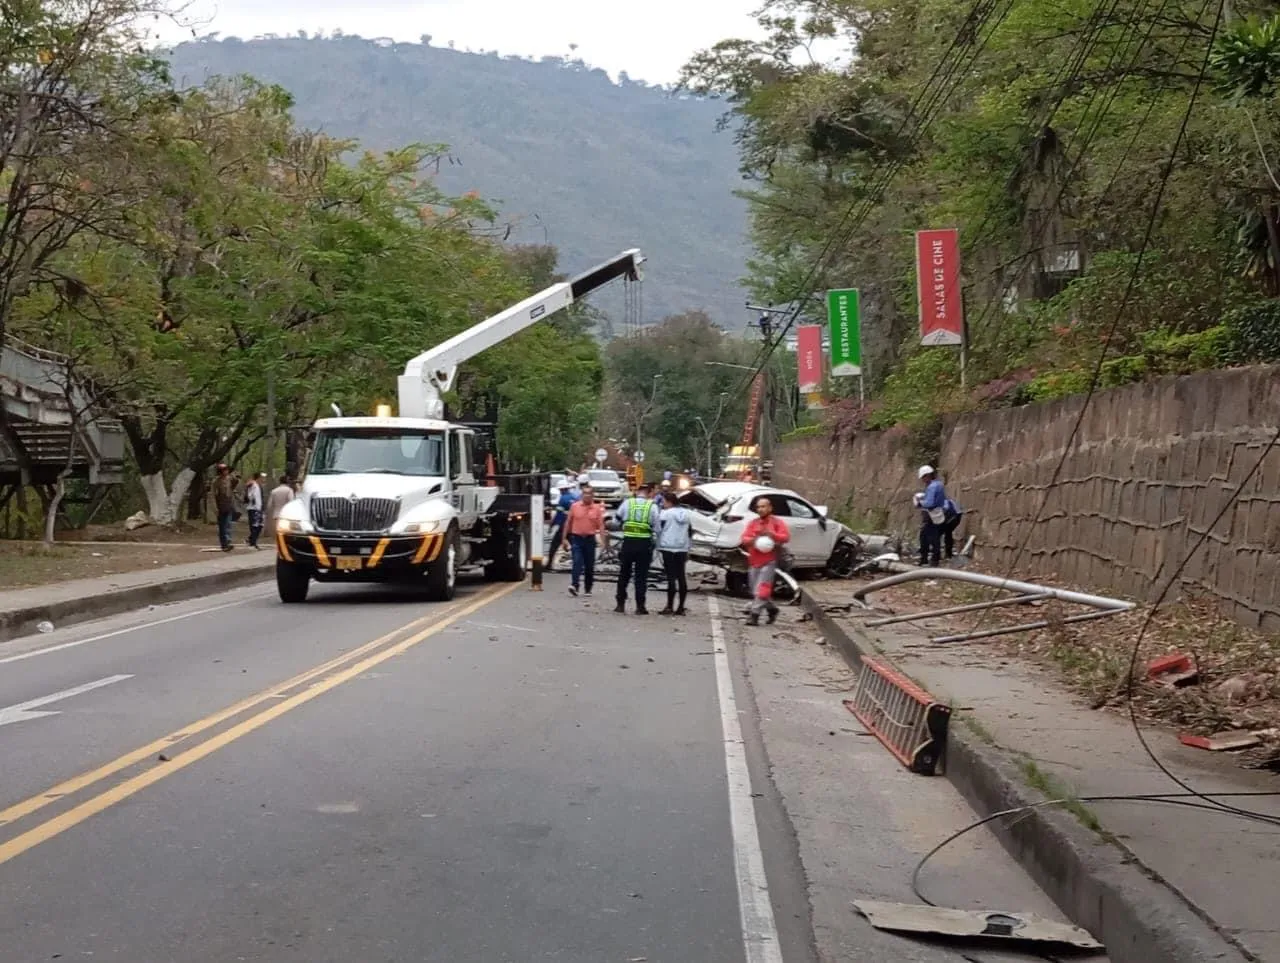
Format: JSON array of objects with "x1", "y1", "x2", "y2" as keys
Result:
[
  {"x1": 213, "y1": 463, "x2": 235, "y2": 551},
  {"x1": 613, "y1": 482, "x2": 660, "y2": 614},
  {"x1": 913, "y1": 464, "x2": 948, "y2": 566}
]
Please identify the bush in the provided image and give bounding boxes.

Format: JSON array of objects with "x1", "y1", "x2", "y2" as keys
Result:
[
  {"x1": 1025, "y1": 367, "x2": 1092, "y2": 401},
  {"x1": 1222, "y1": 301, "x2": 1280, "y2": 363}
]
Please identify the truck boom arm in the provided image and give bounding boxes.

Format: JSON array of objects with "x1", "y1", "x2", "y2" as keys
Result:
[{"x1": 398, "y1": 248, "x2": 644, "y2": 419}]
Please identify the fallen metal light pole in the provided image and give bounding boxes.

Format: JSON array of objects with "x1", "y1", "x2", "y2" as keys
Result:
[{"x1": 850, "y1": 565, "x2": 1134, "y2": 644}]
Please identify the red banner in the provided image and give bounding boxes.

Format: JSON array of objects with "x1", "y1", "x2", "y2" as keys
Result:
[
  {"x1": 916, "y1": 228, "x2": 964, "y2": 346},
  {"x1": 796, "y1": 324, "x2": 822, "y2": 393}
]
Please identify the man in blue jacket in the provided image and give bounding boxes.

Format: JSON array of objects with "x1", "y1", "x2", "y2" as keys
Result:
[
  {"x1": 547, "y1": 481, "x2": 579, "y2": 571},
  {"x1": 913, "y1": 465, "x2": 949, "y2": 567}
]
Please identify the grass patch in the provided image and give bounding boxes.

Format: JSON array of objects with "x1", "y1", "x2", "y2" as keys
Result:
[{"x1": 1017, "y1": 757, "x2": 1104, "y2": 835}]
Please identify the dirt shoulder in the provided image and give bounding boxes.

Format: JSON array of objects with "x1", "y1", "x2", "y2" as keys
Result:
[{"x1": 0, "y1": 523, "x2": 256, "y2": 590}]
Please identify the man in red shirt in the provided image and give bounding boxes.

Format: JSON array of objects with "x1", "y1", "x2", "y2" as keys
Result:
[
  {"x1": 565, "y1": 484, "x2": 606, "y2": 597},
  {"x1": 740, "y1": 494, "x2": 789, "y2": 625}
]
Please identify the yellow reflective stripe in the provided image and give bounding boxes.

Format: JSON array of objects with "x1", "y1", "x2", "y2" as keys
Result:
[
  {"x1": 368, "y1": 538, "x2": 390, "y2": 568},
  {"x1": 411, "y1": 534, "x2": 435, "y2": 564},
  {"x1": 425, "y1": 534, "x2": 445, "y2": 563},
  {"x1": 308, "y1": 537, "x2": 331, "y2": 568},
  {"x1": 276, "y1": 533, "x2": 293, "y2": 562}
]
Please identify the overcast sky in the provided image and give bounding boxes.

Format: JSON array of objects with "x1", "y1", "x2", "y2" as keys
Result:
[{"x1": 156, "y1": 0, "x2": 771, "y2": 84}]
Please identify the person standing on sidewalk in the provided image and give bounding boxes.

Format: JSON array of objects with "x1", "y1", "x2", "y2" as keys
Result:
[
  {"x1": 656, "y1": 490, "x2": 691, "y2": 616},
  {"x1": 565, "y1": 483, "x2": 605, "y2": 597},
  {"x1": 264, "y1": 475, "x2": 294, "y2": 540},
  {"x1": 913, "y1": 465, "x2": 948, "y2": 567},
  {"x1": 614, "y1": 482, "x2": 659, "y2": 615},
  {"x1": 244, "y1": 472, "x2": 265, "y2": 549},
  {"x1": 213, "y1": 464, "x2": 236, "y2": 551},
  {"x1": 740, "y1": 495, "x2": 789, "y2": 626}
]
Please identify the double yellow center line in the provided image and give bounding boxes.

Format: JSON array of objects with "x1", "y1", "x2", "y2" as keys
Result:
[{"x1": 0, "y1": 583, "x2": 517, "y2": 868}]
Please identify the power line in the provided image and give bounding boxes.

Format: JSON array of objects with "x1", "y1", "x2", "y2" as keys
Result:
[
  {"x1": 958, "y1": 0, "x2": 1227, "y2": 642},
  {"x1": 725, "y1": 0, "x2": 1023, "y2": 398}
]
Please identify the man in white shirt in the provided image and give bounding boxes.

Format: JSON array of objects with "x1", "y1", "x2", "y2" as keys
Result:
[{"x1": 244, "y1": 472, "x2": 265, "y2": 549}]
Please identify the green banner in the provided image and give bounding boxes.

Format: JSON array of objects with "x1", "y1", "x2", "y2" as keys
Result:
[{"x1": 826, "y1": 288, "x2": 862, "y2": 376}]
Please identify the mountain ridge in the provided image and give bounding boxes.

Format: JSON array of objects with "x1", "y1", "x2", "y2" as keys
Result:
[{"x1": 167, "y1": 36, "x2": 751, "y2": 331}]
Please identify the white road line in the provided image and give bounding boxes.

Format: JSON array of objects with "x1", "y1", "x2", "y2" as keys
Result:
[
  {"x1": 707, "y1": 594, "x2": 784, "y2": 963},
  {"x1": 0, "y1": 594, "x2": 269, "y2": 666},
  {"x1": 464, "y1": 620, "x2": 536, "y2": 634},
  {"x1": 0, "y1": 674, "x2": 134, "y2": 727}
]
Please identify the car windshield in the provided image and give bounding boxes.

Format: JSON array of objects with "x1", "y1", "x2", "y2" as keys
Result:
[
  {"x1": 588, "y1": 470, "x2": 619, "y2": 483},
  {"x1": 309, "y1": 429, "x2": 446, "y2": 477}
]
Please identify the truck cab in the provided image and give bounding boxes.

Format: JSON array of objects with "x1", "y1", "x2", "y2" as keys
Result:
[{"x1": 273, "y1": 415, "x2": 527, "y2": 603}]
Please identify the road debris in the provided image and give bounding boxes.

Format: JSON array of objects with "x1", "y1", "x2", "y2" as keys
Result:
[{"x1": 852, "y1": 900, "x2": 1103, "y2": 951}]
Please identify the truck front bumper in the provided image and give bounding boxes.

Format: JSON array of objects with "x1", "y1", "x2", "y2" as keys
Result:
[{"x1": 277, "y1": 531, "x2": 445, "y2": 579}]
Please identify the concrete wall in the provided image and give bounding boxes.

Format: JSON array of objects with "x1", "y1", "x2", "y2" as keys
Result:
[{"x1": 775, "y1": 366, "x2": 1280, "y2": 631}]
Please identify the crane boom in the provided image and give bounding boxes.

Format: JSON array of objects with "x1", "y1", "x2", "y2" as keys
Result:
[{"x1": 398, "y1": 248, "x2": 645, "y2": 419}]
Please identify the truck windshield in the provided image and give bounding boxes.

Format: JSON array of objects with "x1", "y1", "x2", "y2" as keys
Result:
[
  {"x1": 309, "y1": 429, "x2": 446, "y2": 477},
  {"x1": 588, "y1": 470, "x2": 619, "y2": 483}
]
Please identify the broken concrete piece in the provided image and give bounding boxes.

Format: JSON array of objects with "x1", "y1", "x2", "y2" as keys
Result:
[
  {"x1": 852, "y1": 899, "x2": 1103, "y2": 950},
  {"x1": 1146, "y1": 652, "x2": 1193, "y2": 679},
  {"x1": 1178, "y1": 730, "x2": 1262, "y2": 751}
]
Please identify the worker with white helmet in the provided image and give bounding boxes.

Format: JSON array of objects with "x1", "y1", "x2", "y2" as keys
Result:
[
  {"x1": 739, "y1": 494, "x2": 790, "y2": 626},
  {"x1": 912, "y1": 464, "x2": 951, "y2": 566}
]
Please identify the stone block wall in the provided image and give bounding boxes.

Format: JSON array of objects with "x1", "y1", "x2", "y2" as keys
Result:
[{"x1": 775, "y1": 366, "x2": 1280, "y2": 631}]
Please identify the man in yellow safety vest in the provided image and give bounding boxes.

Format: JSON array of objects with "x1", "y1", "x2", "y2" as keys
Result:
[{"x1": 613, "y1": 482, "x2": 660, "y2": 615}]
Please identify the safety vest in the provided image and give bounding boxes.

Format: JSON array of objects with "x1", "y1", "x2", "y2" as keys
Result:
[{"x1": 620, "y1": 498, "x2": 653, "y2": 539}]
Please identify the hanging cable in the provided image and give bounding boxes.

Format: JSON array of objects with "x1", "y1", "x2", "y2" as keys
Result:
[{"x1": 958, "y1": 0, "x2": 1227, "y2": 644}]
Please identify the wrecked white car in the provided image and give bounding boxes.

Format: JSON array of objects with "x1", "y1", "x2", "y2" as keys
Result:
[{"x1": 676, "y1": 482, "x2": 861, "y2": 596}]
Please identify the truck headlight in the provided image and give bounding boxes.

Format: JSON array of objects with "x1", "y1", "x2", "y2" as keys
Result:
[
  {"x1": 277, "y1": 517, "x2": 311, "y2": 533},
  {"x1": 401, "y1": 520, "x2": 441, "y2": 535}
]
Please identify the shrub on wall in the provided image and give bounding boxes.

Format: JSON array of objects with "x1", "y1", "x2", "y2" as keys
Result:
[{"x1": 1222, "y1": 301, "x2": 1280, "y2": 363}]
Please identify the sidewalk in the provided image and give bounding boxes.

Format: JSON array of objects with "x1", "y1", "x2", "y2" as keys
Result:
[
  {"x1": 805, "y1": 579, "x2": 1279, "y2": 963},
  {"x1": 0, "y1": 550, "x2": 274, "y2": 642}
]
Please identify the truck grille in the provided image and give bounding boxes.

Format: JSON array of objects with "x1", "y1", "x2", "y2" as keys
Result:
[{"x1": 310, "y1": 496, "x2": 400, "y2": 533}]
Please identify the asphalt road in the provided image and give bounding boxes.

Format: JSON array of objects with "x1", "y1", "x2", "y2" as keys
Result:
[
  {"x1": 0, "y1": 573, "x2": 1092, "y2": 963},
  {"x1": 0, "y1": 576, "x2": 807, "y2": 963}
]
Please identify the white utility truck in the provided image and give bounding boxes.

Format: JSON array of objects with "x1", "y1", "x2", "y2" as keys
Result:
[{"x1": 273, "y1": 249, "x2": 645, "y2": 603}]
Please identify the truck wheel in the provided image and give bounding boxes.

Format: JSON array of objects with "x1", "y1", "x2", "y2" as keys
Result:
[
  {"x1": 486, "y1": 521, "x2": 528, "y2": 582},
  {"x1": 725, "y1": 570, "x2": 750, "y2": 598},
  {"x1": 277, "y1": 559, "x2": 310, "y2": 603},
  {"x1": 425, "y1": 525, "x2": 460, "y2": 602}
]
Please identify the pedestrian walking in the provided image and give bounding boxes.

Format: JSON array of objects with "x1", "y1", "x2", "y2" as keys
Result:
[
  {"x1": 565, "y1": 484, "x2": 605, "y2": 597},
  {"x1": 546, "y1": 482, "x2": 580, "y2": 572},
  {"x1": 657, "y1": 490, "x2": 691, "y2": 615},
  {"x1": 244, "y1": 472, "x2": 265, "y2": 549},
  {"x1": 213, "y1": 463, "x2": 236, "y2": 551},
  {"x1": 264, "y1": 475, "x2": 294, "y2": 540},
  {"x1": 614, "y1": 482, "x2": 660, "y2": 614},
  {"x1": 741, "y1": 495, "x2": 789, "y2": 626},
  {"x1": 912, "y1": 465, "x2": 949, "y2": 567}
]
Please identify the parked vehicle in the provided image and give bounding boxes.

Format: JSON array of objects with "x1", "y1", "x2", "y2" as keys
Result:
[
  {"x1": 676, "y1": 481, "x2": 860, "y2": 596},
  {"x1": 583, "y1": 468, "x2": 627, "y2": 505},
  {"x1": 272, "y1": 248, "x2": 645, "y2": 603}
]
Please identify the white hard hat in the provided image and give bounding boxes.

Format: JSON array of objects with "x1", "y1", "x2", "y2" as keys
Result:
[
  {"x1": 577, "y1": 473, "x2": 590, "y2": 484},
  {"x1": 917, "y1": 465, "x2": 935, "y2": 479},
  {"x1": 754, "y1": 534, "x2": 776, "y2": 554}
]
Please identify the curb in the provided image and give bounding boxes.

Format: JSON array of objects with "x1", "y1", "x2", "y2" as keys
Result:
[
  {"x1": 801, "y1": 592, "x2": 1251, "y2": 963},
  {"x1": 0, "y1": 565, "x2": 274, "y2": 644}
]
